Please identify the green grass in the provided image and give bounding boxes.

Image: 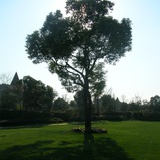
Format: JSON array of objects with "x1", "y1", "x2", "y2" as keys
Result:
[{"x1": 0, "y1": 121, "x2": 160, "y2": 160}]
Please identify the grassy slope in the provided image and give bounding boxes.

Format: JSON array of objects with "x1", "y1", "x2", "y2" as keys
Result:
[{"x1": 0, "y1": 121, "x2": 160, "y2": 160}]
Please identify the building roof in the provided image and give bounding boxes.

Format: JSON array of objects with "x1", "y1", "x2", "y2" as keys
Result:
[{"x1": 10, "y1": 72, "x2": 19, "y2": 85}]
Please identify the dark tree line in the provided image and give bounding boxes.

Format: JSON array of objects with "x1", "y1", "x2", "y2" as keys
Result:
[
  {"x1": 0, "y1": 76, "x2": 57, "y2": 112},
  {"x1": 1, "y1": 75, "x2": 160, "y2": 122}
]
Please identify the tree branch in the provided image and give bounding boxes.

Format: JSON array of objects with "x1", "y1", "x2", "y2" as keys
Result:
[
  {"x1": 66, "y1": 61, "x2": 85, "y2": 79},
  {"x1": 65, "y1": 68, "x2": 84, "y2": 87},
  {"x1": 89, "y1": 57, "x2": 98, "y2": 72}
]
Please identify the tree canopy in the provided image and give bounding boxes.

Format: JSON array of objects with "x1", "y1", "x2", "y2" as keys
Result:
[
  {"x1": 26, "y1": 0, "x2": 132, "y2": 133},
  {"x1": 23, "y1": 76, "x2": 57, "y2": 111}
]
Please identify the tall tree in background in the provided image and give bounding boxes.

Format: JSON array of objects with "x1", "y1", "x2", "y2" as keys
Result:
[
  {"x1": 90, "y1": 63, "x2": 106, "y2": 114},
  {"x1": 23, "y1": 76, "x2": 57, "y2": 111},
  {"x1": 26, "y1": 0, "x2": 132, "y2": 133},
  {"x1": 0, "y1": 88, "x2": 17, "y2": 109},
  {"x1": 53, "y1": 97, "x2": 69, "y2": 111},
  {"x1": 150, "y1": 95, "x2": 160, "y2": 112}
]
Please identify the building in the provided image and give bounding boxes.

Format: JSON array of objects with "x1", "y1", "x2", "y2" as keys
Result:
[
  {"x1": 10, "y1": 72, "x2": 19, "y2": 85},
  {"x1": 0, "y1": 72, "x2": 19, "y2": 96}
]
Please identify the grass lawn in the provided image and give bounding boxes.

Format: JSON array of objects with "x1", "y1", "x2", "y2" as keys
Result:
[{"x1": 0, "y1": 121, "x2": 160, "y2": 160}]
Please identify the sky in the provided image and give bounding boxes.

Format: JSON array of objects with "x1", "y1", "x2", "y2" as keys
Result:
[{"x1": 0, "y1": 0, "x2": 160, "y2": 102}]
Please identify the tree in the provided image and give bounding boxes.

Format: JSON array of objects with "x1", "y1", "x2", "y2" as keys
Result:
[
  {"x1": 23, "y1": 76, "x2": 57, "y2": 111},
  {"x1": 53, "y1": 97, "x2": 69, "y2": 111},
  {"x1": 69, "y1": 100, "x2": 77, "y2": 109},
  {"x1": 0, "y1": 72, "x2": 22, "y2": 109},
  {"x1": 101, "y1": 94, "x2": 115, "y2": 113},
  {"x1": 43, "y1": 85, "x2": 57, "y2": 111},
  {"x1": 0, "y1": 87, "x2": 17, "y2": 109},
  {"x1": 92, "y1": 79, "x2": 106, "y2": 115},
  {"x1": 11, "y1": 79, "x2": 24, "y2": 110},
  {"x1": 150, "y1": 95, "x2": 160, "y2": 112},
  {"x1": 90, "y1": 63, "x2": 106, "y2": 114},
  {"x1": 26, "y1": 0, "x2": 132, "y2": 133},
  {"x1": 0, "y1": 73, "x2": 12, "y2": 84},
  {"x1": 129, "y1": 95, "x2": 142, "y2": 111},
  {"x1": 121, "y1": 102, "x2": 129, "y2": 111}
]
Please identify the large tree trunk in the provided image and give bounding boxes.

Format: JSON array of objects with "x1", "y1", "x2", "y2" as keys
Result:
[
  {"x1": 83, "y1": 48, "x2": 92, "y2": 134},
  {"x1": 84, "y1": 79, "x2": 92, "y2": 134}
]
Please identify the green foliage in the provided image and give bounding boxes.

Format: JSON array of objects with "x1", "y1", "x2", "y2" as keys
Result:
[
  {"x1": 90, "y1": 62, "x2": 106, "y2": 98},
  {"x1": 69, "y1": 100, "x2": 77, "y2": 109},
  {"x1": 0, "y1": 76, "x2": 57, "y2": 112},
  {"x1": 0, "y1": 88, "x2": 17, "y2": 110},
  {"x1": 26, "y1": 0, "x2": 132, "y2": 92},
  {"x1": 150, "y1": 95, "x2": 160, "y2": 112},
  {"x1": 26, "y1": 0, "x2": 132, "y2": 132},
  {"x1": 53, "y1": 109, "x2": 81, "y2": 122},
  {"x1": 23, "y1": 76, "x2": 57, "y2": 111},
  {"x1": 53, "y1": 97, "x2": 69, "y2": 111},
  {"x1": 66, "y1": 0, "x2": 114, "y2": 25},
  {"x1": 100, "y1": 94, "x2": 116, "y2": 112}
]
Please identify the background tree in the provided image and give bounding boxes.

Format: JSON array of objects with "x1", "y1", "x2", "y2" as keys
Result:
[
  {"x1": 26, "y1": 0, "x2": 132, "y2": 133},
  {"x1": 0, "y1": 73, "x2": 12, "y2": 85},
  {"x1": 141, "y1": 99, "x2": 150, "y2": 112},
  {"x1": 121, "y1": 102, "x2": 129, "y2": 112},
  {"x1": 69, "y1": 100, "x2": 77, "y2": 109},
  {"x1": 0, "y1": 88, "x2": 17, "y2": 110},
  {"x1": 150, "y1": 95, "x2": 160, "y2": 112},
  {"x1": 0, "y1": 77, "x2": 22, "y2": 110},
  {"x1": 12, "y1": 79, "x2": 24, "y2": 110},
  {"x1": 53, "y1": 97, "x2": 69, "y2": 111},
  {"x1": 43, "y1": 85, "x2": 57, "y2": 111},
  {"x1": 129, "y1": 95, "x2": 142, "y2": 111},
  {"x1": 101, "y1": 94, "x2": 116, "y2": 113},
  {"x1": 23, "y1": 76, "x2": 57, "y2": 111},
  {"x1": 90, "y1": 63, "x2": 106, "y2": 115}
]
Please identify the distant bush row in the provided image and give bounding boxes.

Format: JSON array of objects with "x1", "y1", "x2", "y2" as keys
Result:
[
  {"x1": 1, "y1": 109, "x2": 160, "y2": 127},
  {"x1": 0, "y1": 110, "x2": 62, "y2": 127}
]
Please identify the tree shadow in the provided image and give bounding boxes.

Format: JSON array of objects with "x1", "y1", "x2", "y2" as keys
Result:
[
  {"x1": 82, "y1": 134, "x2": 134, "y2": 160},
  {"x1": 0, "y1": 135, "x2": 134, "y2": 160}
]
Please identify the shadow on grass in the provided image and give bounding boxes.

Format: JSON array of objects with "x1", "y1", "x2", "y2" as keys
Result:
[{"x1": 0, "y1": 135, "x2": 134, "y2": 160}]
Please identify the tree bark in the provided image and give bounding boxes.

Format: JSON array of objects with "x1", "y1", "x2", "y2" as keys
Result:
[
  {"x1": 83, "y1": 46, "x2": 92, "y2": 134},
  {"x1": 84, "y1": 78, "x2": 92, "y2": 134}
]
